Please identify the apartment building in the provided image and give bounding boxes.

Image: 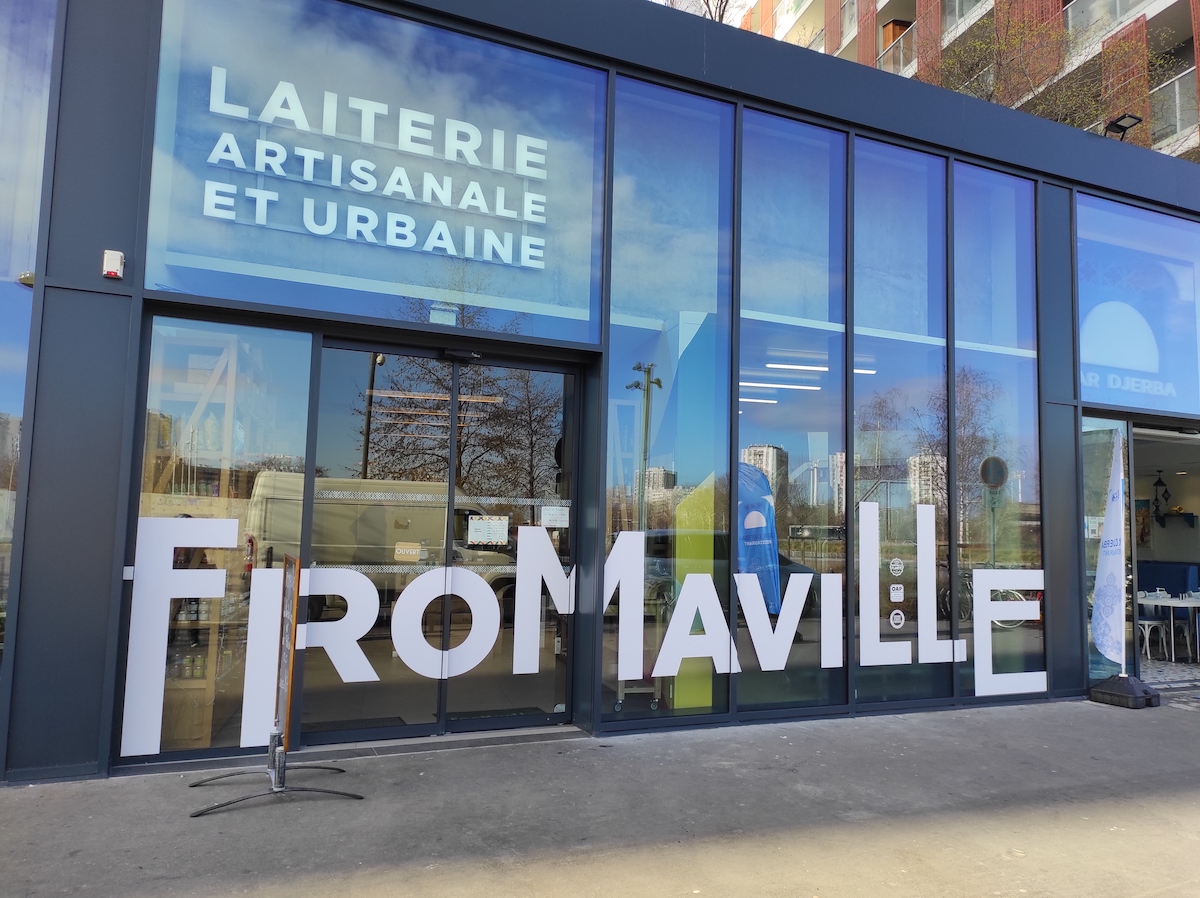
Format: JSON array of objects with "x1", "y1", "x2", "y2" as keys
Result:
[{"x1": 742, "y1": 0, "x2": 1200, "y2": 157}]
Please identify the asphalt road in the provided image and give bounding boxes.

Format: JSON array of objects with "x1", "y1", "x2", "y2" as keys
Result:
[{"x1": 3, "y1": 697, "x2": 1199, "y2": 897}]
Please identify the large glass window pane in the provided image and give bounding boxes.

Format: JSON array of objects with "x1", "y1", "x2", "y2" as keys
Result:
[
  {"x1": 147, "y1": 0, "x2": 607, "y2": 343},
  {"x1": 136, "y1": 318, "x2": 311, "y2": 752},
  {"x1": 736, "y1": 110, "x2": 847, "y2": 711},
  {"x1": 1077, "y1": 194, "x2": 1200, "y2": 416},
  {"x1": 852, "y1": 139, "x2": 951, "y2": 703},
  {"x1": 953, "y1": 163, "x2": 1044, "y2": 697},
  {"x1": 0, "y1": 0, "x2": 55, "y2": 669},
  {"x1": 603, "y1": 78, "x2": 733, "y2": 721},
  {"x1": 303, "y1": 349, "x2": 448, "y2": 733},
  {"x1": 854, "y1": 141, "x2": 946, "y2": 341}
]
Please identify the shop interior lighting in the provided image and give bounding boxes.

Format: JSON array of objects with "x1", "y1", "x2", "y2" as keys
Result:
[
  {"x1": 739, "y1": 397, "x2": 778, "y2": 404},
  {"x1": 739, "y1": 381, "x2": 820, "y2": 391},
  {"x1": 853, "y1": 368, "x2": 877, "y2": 375},
  {"x1": 766, "y1": 363, "x2": 828, "y2": 372},
  {"x1": 369, "y1": 389, "x2": 500, "y2": 403},
  {"x1": 1153, "y1": 470, "x2": 1168, "y2": 516},
  {"x1": 1104, "y1": 113, "x2": 1143, "y2": 140}
]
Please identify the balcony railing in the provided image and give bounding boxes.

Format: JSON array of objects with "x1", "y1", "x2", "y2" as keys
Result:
[
  {"x1": 1150, "y1": 67, "x2": 1199, "y2": 145},
  {"x1": 961, "y1": 62, "x2": 996, "y2": 97},
  {"x1": 1062, "y1": 0, "x2": 1150, "y2": 43},
  {"x1": 877, "y1": 25, "x2": 916, "y2": 75},
  {"x1": 841, "y1": 0, "x2": 857, "y2": 41},
  {"x1": 943, "y1": 0, "x2": 985, "y2": 32},
  {"x1": 772, "y1": 0, "x2": 806, "y2": 21},
  {"x1": 768, "y1": 0, "x2": 793, "y2": 34},
  {"x1": 805, "y1": 27, "x2": 825, "y2": 51}
]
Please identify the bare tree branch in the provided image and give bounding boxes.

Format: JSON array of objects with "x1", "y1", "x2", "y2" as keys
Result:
[{"x1": 656, "y1": 0, "x2": 739, "y2": 24}]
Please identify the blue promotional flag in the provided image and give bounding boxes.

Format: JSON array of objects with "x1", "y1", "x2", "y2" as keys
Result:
[{"x1": 737, "y1": 462, "x2": 782, "y2": 615}]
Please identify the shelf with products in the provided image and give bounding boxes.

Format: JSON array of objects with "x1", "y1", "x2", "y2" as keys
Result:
[{"x1": 162, "y1": 593, "x2": 251, "y2": 750}]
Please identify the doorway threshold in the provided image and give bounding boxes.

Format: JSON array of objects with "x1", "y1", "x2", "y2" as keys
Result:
[
  {"x1": 112, "y1": 725, "x2": 589, "y2": 779},
  {"x1": 292, "y1": 724, "x2": 589, "y2": 763}
]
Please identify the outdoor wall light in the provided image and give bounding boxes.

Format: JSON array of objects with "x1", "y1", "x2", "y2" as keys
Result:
[
  {"x1": 1104, "y1": 113, "x2": 1143, "y2": 140},
  {"x1": 17, "y1": 271, "x2": 34, "y2": 287}
]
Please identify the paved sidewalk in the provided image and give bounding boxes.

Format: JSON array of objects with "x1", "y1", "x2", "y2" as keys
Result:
[{"x1": 4, "y1": 697, "x2": 1200, "y2": 897}]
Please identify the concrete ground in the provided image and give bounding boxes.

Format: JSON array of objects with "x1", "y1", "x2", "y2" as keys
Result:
[{"x1": 4, "y1": 696, "x2": 1200, "y2": 897}]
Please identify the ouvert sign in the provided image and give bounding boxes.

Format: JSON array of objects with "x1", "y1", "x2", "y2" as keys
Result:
[{"x1": 120, "y1": 508, "x2": 1045, "y2": 757}]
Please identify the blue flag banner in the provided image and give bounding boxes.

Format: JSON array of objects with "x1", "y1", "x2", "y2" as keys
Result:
[{"x1": 737, "y1": 462, "x2": 782, "y2": 615}]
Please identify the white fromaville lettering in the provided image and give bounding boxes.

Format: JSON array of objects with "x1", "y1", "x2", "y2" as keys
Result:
[
  {"x1": 120, "y1": 514, "x2": 1046, "y2": 756},
  {"x1": 121, "y1": 517, "x2": 238, "y2": 757}
]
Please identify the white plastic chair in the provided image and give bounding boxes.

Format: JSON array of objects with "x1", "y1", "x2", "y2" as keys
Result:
[
  {"x1": 1137, "y1": 590, "x2": 1169, "y2": 660},
  {"x1": 1177, "y1": 592, "x2": 1198, "y2": 662}
]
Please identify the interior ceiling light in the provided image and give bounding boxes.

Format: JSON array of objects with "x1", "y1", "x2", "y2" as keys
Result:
[
  {"x1": 766, "y1": 363, "x2": 828, "y2": 372},
  {"x1": 738, "y1": 397, "x2": 778, "y2": 404},
  {"x1": 739, "y1": 381, "x2": 820, "y2": 391},
  {"x1": 853, "y1": 368, "x2": 877, "y2": 375}
]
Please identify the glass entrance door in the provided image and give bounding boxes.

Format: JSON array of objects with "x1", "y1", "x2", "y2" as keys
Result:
[
  {"x1": 1082, "y1": 416, "x2": 1132, "y2": 685},
  {"x1": 300, "y1": 345, "x2": 575, "y2": 740}
]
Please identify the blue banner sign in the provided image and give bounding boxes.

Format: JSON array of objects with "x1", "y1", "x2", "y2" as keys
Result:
[
  {"x1": 146, "y1": 0, "x2": 606, "y2": 342},
  {"x1": 737, "y1": 462, "x2": 782, "y2": 615},
  {"x1": 1078, "y1": 194, "x2": 1200, "y2": 416}
]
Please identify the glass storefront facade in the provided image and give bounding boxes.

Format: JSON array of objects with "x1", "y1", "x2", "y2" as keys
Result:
[
  {"x1": 15, "y1": 0, "x2": 1200, "y2": 778},
  {"x1": 111, "y1": 0, "x2": 1056, "y2": 757}
]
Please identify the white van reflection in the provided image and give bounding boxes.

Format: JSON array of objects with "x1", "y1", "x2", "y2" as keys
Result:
[{"x1": 243, "y1": 471, "x2": 517, "y2": 622}]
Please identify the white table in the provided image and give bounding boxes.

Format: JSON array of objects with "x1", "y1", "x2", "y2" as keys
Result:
[{"x1": 1137, "y1": 595, "x2": 1200, "y2": 662}]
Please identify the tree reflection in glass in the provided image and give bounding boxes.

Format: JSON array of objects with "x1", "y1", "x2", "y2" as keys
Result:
[
  {"x1": 953, "y1": 163, "x2": 1043, "y2": 695},
  {"x1": 736, "y1": 110, "x2": 847, "y2": 711},
  {"x1": 852, "y1": 139, "x2": 952, "y2": 703}
]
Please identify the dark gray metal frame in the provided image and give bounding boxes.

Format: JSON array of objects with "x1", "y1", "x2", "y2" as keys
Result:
[{"x1": 9, "y1": 0, "x2": 1200, "y2": 779}]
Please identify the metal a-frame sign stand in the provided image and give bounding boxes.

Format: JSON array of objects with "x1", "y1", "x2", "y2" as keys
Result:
[{"x1": 190, "y1": 554, "x2": 363, "y2": 817}]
